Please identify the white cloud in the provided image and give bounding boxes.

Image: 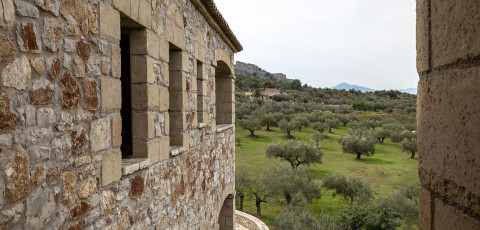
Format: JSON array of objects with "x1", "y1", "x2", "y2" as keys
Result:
[{"x1": 215, "y1": 0, "x2": 418, "y2": 90}]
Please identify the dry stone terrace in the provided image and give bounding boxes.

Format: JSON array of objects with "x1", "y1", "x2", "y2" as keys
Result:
[{"x1": 0, "y1": 0, "x2": 248, "y2": 229}]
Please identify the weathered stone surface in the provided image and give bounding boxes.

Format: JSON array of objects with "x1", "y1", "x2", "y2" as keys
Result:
[
  {"x1": 46, "y1": 56, "x2": 61, "y2": 78},
  {"x1": 76, "y1": 40, "x2": 90, "y2": 63},
  {"x1": 87, "y1": 4, "x2": 97, "y2": 34},
  {"x1": 4, "y1": 147, "x2": 30, "y2": 202},
  {"x1": 112, "y1": 115, "x2": 121, "y2": 147},
  {"x1": 71, "y1": 128, "x2": 87, "y2": 155},
  {"x1": 0, "y1": 96, "x2": 16, "y2": 133},
  {"x1": 111, "y1": 45, "x2": 121, "y2": 78},
  {"x1": 431, "y1": 0, "x2": 480, "y2": 67},
  {"x1": 90, "y1": 118, "x2": 110, "y2": 152},
  {"x1": 100, "y1": 77, "x2": 121, "y2": 112},
  {"x1": 30, "y1": 57, "x2": 44, "y2": 74},
  {"x1": 73, "y1": 56, "x2": 85, "y2": 78},
  {"x1": 70, "y1": 201, "x2": 90, "y2": 219},
  {"x1": 26, "y1": 187, "x2": 55, "y2": 229},
  {"x1": 418, "y1": 66, "x2": 480, "y2": 215},
  {"x1": 15, "y1": 0, "x2": 39, "y2": 18},
  {"x1": 419, "y1": 187, "x2": 431, "y2": 230},
  {"x1": 60, "y1": 0, "x2": 87, "y2": 35},
  {"x1": 30, "y1": 88, "x2": 54, "y2": 105},
  {"x1": 34, "y1": 0, "x2": 59, "y2": 16},
  {"x1": 83, "y1": 78, "x2": 98, "y2": 111},
  {"x1": 62, "y1": 171, "x2": 78, "y2": 207},
  {"x1": 0, "y1": 31, "x2": 15, "y2": 63},
  {"x1": 17, "y1": 21, "x2": 42, "y2": 53},
  {"x1": 0, "y1": 0, "x2": 15, "y2": 29},
  {"x1": 130, "y1": 175, "x2": 144, "y2": 199},
  {"x1": 100, "y1": 190, "x2": 115, "y2": 215},
  {"x1": 99, "y1": 2, "x2": 120, "y2": 41},
  {"x1": 78, "y1": 178, "x2": 96, "y2": 199},
  {"x1": 60, "y1": 72, "x2": 81, "y2": 110},
  {"x1": 434, "y1": 198, "x2": 480, "y2": 230},
  {"x1": 31, "y1": 164, "x2": 45, "y2": 184},
  {"x1": 1, "y1": 55, "x2": 31, "y2": 90},
  {"x1": 37, "y1": 107, "x2": 56, "y2": 125},
  {"x1": 101, "y1": 149, "x2": 121, "y2": 186},
  {"x1": 42, "y1": 17, "x2": 63, "y2": 51},
  {"x1": 74, "y1": 155, "x2": 90, "y2": 167}
]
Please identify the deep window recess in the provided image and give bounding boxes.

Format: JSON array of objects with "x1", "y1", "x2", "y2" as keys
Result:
[
  {"x1": 120, "y1": 33, "x2": 132, "y2": 158},
  {"x1": 196, "y1": 60, "x2": 204, "y2": 123},
  {"x1": 169, "y1": 44, "x2": 183, "y2": 147}
]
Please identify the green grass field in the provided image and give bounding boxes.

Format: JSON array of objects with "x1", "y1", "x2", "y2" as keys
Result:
[{"x1": 235, "y1": 124, "x2": 419, "y2": 227}]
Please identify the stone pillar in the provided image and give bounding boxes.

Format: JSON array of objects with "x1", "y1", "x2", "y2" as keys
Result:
[
  {"x1": 218, "y1": 194, "x2": 235, "y2": 230},
  {"x1": 416, "y1": 0, "x2": 480, "y2": 229}
]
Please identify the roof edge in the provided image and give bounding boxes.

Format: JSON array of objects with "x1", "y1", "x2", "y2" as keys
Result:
[{"x1": 191, "y1": 0, "x2": 243, "y2": 53}]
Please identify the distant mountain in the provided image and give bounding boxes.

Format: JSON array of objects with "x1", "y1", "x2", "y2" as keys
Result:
[
  {"x1": 398, "y1": 88, "x2": 417, "y2": 94},
  {"x1": 331, "y1": 83, "x2": 375, "y2": 92}
]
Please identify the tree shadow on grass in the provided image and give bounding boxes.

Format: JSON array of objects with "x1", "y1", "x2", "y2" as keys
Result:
[{"x1": 355, "y1": 157, "x2": 394, "y2": 165}]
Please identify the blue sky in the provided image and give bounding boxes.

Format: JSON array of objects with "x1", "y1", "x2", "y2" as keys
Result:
[{"x1": 215, "y1": 0, "x2": 418, "y2": 90}]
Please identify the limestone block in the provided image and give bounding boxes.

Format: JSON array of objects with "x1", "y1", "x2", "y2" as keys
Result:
[
  {"x1": 159, "y1": 86, "x2": 169, "y2": 111},
  {"x1": 132, "y1": 137, "x2": 169, "y2": 163},
  {"x1": 33, "y1": 0, "x2": 59, "y2": 16},
  {"x1": 0, "y1": 0, "x2": 15, "y2": 29},
  {"x1": 131, "y1": 55, "x2": 155, "y2": 83},
  {"x1": 83, "y1": 78, "x2": 99, "y2": 111},
  {"x1": 99, "y1": 2, "x2": 120, "y2": 42},
  {"x1": 100, "y1": 77, "x2": 122, "y2": 112},
  {"x1": 416, "y1": 0, "x2": 429, "y2": 72},
  {"x1": 60, "y1": 73, "x2": 81, "y2": 110},
  {"x1": 111, "y1": 45, "x2": 121, "y2": 78},
  {"x1": 113, "y1": 0, "x2": 130, "y2": 16},
  {"x1": 170, "y1": 131, "x2": 189, "y2": 149},
  {"x1": 16, "y1": 20, "x2": 41, "y2": 53},
  {"x1": 132, "y1": 112, "x2": 155, "y2": 139},
  {"x1": 137, "y1": 0, "x2": 151, "y2": 29},
  {"x1": 0, "y1": 31, "x2": 15, "y2": 64},
  {"x1": 169, "y1": 92, "x2": 188, "y2": 111},
  {"x1": 418, "y1": 66, "x2": 480, "y2": 215},
  {"x1": 75, "y1": 155, "x2": 91, "y2": 167},
  {"x1": 431, "y1": 0, "x2": 480, "y2": 67},
  {"x1": 169, "y1": 112, "x2": 186, "y2": 131},
  {"x1": 112, "y1": 115, "x2": 122, "y2": 147},
  {"x1": 101, "y1": 190, "x2": 115, "y2": 215},
  {"x1": 78, "y1": 178, "x2": 96, "y2": 199},
  {"x1": 419, "y1": 187, "x2": 432, "y2": 230},
  {"x1": 434, "y1": 198, "x2": 480, "y2": 230},
  {"x1": 131, "y1": 84, "x2": 162, "y2": 111},
  {"x1": 159, "y1": 38, "x2": 169, "y2": 62},
  {"x1": 131, "y1": 30, "x2": 160, "y2": 59},
  {"x1": 1, "y1": 55, "x2": 31, "y2": 90},
  {"x1": 90, "y1": 118, "x2": 111, "y2": 153},
  {"x1": 130, "y1": 0, "x2": 139, "y2": 21},
  {"x1": 169, "y1": 71, "x2": 186, "y2": 91},
  {"x1": 46, "y1": 56, "x2": 61, "y2": 78},
  {"x1": 101, "y1": 149, "x2": 121, "y2": 186}
]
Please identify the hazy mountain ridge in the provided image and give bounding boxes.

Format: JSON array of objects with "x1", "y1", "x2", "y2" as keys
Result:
[{"x1": 332, "y1": 83, "x2": 417, "y2": 94}]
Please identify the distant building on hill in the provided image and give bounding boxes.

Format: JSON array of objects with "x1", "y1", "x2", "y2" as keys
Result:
[{"x1": 262, "y1": 88, "x2": 282, "y2": 101}]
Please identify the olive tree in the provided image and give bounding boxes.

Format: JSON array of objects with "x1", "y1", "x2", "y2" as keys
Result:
[
  {"x1": 279, "y1": 119, "x2": 299, "y2": 138},
  {"x1": 260, "y1": 113, "x2": 278, "y2": 131},
  {"x1": 312, "y1": 122, "x2": 328, "y2": 133},
  {"x1": 238, "y1": 117, "x2": 261, "y2": 137},
  {"x1": 339, "y1": 129, "x2": 376, "y2": 160},
  {"x1": 265, "y1": 165, "x2": 321, "y2": 204},
  {"x1": 325, "y1": 118, "x2": 340, "y2": 133},
  {"x1": 247, "y1": 178, "x2": 268, "y2": 217},
  {"x1": 235, "y1": 166, "x2": 250, "y2": 211},
  {"x1": 323, "y1": 174, "x2": 373, "y2": 204},
  {"x1": 266, "y1": 141, "x2": 323, "y2": 169},
  {"x1": 293, "y1": 116, "x2": 310, "y2": 131},
  {"x1": 312, "y1": 133, "x2": 325, "y2": 146},
  {"x1": 402, "y1": 136, "x2": 418, "y2": 158},
  {"x1": 373, "y1": 129, "x2": 390, "y2": 144}
]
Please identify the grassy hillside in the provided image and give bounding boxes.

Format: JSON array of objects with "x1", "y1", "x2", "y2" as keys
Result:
[{"x1": 235, "y1": 123, "x2": 419, "y2": 227}]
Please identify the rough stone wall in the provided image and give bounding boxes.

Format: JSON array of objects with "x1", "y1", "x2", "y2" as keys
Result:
[
  {"x1": 416, "y1": 0, "x2": 480, "y2": 229},
  {"x1": 0, "y1": 0, "x2": 236, "y2": 229}
]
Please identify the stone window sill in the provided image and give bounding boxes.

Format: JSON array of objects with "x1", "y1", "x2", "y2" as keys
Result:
[
  {"x1": 170, "y1": 146, "x2": 186, "y2": 156},
  {"x1": 198, "y1": 122, "x2": 206, "y2": 128},
  {"x1": 122, "y1": 158, "x2": 149, "y2": 176},
  {"x1": 216, "y1": 124, "x2": 234, "y2": 133}
]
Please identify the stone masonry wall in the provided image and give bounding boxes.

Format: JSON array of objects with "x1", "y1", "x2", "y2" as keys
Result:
[
  {"x1": 417, "y1": 0, "x2": 480, "y2": 229},
  {"x1": 0, "y1": 0, "x2": 237, "y2": 229}
]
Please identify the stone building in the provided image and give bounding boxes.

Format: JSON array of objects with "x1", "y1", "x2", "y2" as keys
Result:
[
  {"x1": 0, "y1": 0, "x2": 242, "y2": 229},
  {"x1": 417, "y1": 0, "x2": 480, "y2": 229}
]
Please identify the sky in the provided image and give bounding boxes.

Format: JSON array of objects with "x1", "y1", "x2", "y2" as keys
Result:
[{"x1": 215, "y1": 0, "x2": 418, "y2": 90}]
